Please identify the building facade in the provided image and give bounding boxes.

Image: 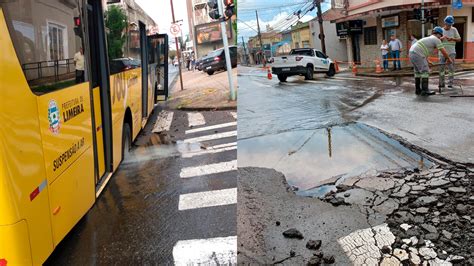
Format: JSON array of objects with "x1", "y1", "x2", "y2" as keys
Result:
[
  {"x1": 291, "y1": 21, "x2": 313, "y2": 49},
  {"x1": 330, "y1": 0, "x2": 474, "y2": 66},
  {"x1": 186, "y1": 0, "x2": 237, "y2": 58},
  {"x1": 247, "y1": 31, "x2": 282, "y2": 64},
  {"x1": 309, "y1": 10, "x2": 348, "y2": 62}
]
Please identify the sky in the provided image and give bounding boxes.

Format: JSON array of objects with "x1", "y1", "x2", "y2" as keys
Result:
[
  {"x1": 238, "y1": 0, "x2": 331, "y2": 42},
  {"x1": 135, "y1": 0, "x2": 190, "y2": 43},
  {"x1": 134, "y1": 0, "x2": 331, "y2": 47}
]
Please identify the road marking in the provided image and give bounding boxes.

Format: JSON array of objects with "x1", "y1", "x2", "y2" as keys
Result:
[
  {"x1": 185, "y1": 121, "x2": 237, "y2": 134},
  {"x1": 230, "y1": 112, "x2": 237, "y2": 119},
  {"x1": 172, "y1": 236, "x2": 237, "y2": 265},
  {"x1": 152, "y1": 111, "x2": 174, "y2": 133},
  {"x1": 181, "y1": 142, "x2": 237, "y2": 158},
  {"x1": 187, "y1": 112, "x2": 205, "y2": 127},
  {"x1": 178, "y1": 187, "x2": 237, "y2": 210},
  {"x1": 180, "y1": 160, "x2": 237, "y2": 178},
  {"x1": 182, "y1": 130, "x2": 237, "y2": 143},
  {"x1": 338, "y1": 224, "x2": 395, "y2": 265},
  {"x1": 455, "y1": 72, "x2": 474, "y2": 78},
  {"x1": 332, "y1": 76, "x2": 365, "y2": 81}
]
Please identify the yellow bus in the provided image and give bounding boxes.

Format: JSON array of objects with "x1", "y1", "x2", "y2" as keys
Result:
[{"x1": 0, "y1": 0, "x2": 168, "y2": 264}]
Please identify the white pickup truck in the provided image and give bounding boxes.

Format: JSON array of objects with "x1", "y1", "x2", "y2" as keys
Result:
[{"x1": 269, "y1": 48, "x2": 336, "y2": 82}]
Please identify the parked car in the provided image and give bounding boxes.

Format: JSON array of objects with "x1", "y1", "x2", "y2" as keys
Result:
[
  {"x1": 201, "y1": 46, "x2": 237, "y2": 75},
  {"x1": 270, "y1": 48, "x2": 336, "y2": 82},
  {"x1": 196, "y1": 55, "x2": 206, "y2": 71},
  {"x1": 109, "y1": 58, "x2": 141, "y2": 74}
]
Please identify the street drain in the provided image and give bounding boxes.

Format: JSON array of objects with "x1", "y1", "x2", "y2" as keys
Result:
[{"x1": 238, "y1": 123, "x2": 433, "y2": 198}]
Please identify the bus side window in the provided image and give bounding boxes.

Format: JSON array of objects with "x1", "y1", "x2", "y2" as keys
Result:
[
  {"x1": 104, "y1": 5, "x2": 141, "y2": 75},
  {"x1": 1, "y1": 0, "x2": 87, "y2": 94}
]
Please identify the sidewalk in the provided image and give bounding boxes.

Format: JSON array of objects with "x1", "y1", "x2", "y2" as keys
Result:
[
  {"x1": 356, "y1": 62, "x2": 474, "y2": 77},
  {"x1": 166, "y1": 68, "x2": 237, "y2": 110}
]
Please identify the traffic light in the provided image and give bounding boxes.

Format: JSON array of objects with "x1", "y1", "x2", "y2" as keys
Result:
[
  {"x1": 208, "y1": 0, "x2": 221, "y2": 20},
  {"x1": 224, "y1": 0, "x2": 234, "y2": 20},
  {"x1": 73, "y1": 16, "x2": 83, "y2": 37},
  {"x1": 224, "y1": 0, "x2": 235, "y2": 21}
]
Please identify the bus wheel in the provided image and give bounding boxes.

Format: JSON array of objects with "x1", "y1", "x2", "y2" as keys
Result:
[{"x1": 122, "y1": 123, "x2": 132, "y2": 161}]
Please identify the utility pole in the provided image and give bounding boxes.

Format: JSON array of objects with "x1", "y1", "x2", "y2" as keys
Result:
[
  {"x1": 255, "y1": 10, "x2": 265, "y2": 66},
  {"x1": 421, "y1": 0, "x2": 425, "y2": 38},
  {"x1": 170, "y1": 0, "x2": 184, "y2": 91},
  {"x1": 315, "y1": 0, "x2": 326, "y2": 55},
  {"x1": 217, "y1": 0, "x2": 236, "y2": 101},
  {"x1": 242, "y1": 36, "x2": 248, "y2": 65}
]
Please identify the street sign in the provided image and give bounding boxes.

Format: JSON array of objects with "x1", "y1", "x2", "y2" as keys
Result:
[
  {"x1": 452, "y1": 0, "x2": 463, "y2": 9},
  {"x1": 170, "y1": 23, "x2": 181, "y2": 37}
]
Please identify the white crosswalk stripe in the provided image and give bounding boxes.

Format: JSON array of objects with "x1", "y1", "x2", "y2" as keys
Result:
[
  {"x1": 185, "y1": 121, "x2": 237, "y2": 134},
  {"x1": 182, "y1": 130, "x2": 237, "y2": 144},
  {"x1": 181, "y1": 142, "x2": 237, "y2": 158},
  {"x1": 187, "y1": 112, "x2": 205, "y2": 127},
  {"x1": 172, "y1": 236, "x2": 237, "y2": 265},
  {"x1": 178, "y1": 188, "x2": 237, "y2": 210},
  {"x1": 152, "y1": 111, "x2": 174, "y2": 133},
  {"x1": 180, "y1": 160, "x2": 237, "y2": 178},
  {"x1": 174, "y1": 111, "x2": 237, "y2": 264}
]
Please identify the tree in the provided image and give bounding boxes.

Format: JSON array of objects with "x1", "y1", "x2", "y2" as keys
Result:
[
  {"x1": 232, "y1": 0, "x2": 237, "y2": 45},
  {"x1": 105, "y1": 5, "x2": 127, "y2": 59}
]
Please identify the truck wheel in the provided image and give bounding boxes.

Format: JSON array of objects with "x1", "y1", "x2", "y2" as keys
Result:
[
  {"x1": 207, "y1": 70, "x2": 214, "y2": 75},
  {"x1": 305, "y1": 66, "x2": 314, "y2": 80},
  {"x1": 122, "y1": 123, "x2": 131, "y2": 162},
  {"x1": 327, "y1": 64, "x2": 336, "y2": 77},
  {"x1": 277, "y1": 74, "x2": 287, "y2": 82}
]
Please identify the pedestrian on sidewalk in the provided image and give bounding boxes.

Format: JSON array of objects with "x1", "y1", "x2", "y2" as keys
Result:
[
  {"x1": 389, "y1": 35, "x2": 402, "y2": 70},
  {"x1": 410, "y1": 34, "x2": 418, "y2": 47},
  {"x1": 191, "y1": 53, "x2": 196, "y2": 71},
  {"x1": 74, "y1": 47, "x2": 85, "y2": 83},
  {"x1": 409, "y1": 27, "x2": 452, "y2": 96},
  {"x1": 439, "y1": 15, "x2": 461, "y2": 89},
  {"x1": 380, "y1": 40, "x2": 389, "y2": 71}
]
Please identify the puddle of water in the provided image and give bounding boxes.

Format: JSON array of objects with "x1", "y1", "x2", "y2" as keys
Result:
[
  {"x1": 123, "y1": 133, "x2": 208, "y2": 165},
  {"x1": 238, "y1": 123, "x2": 433, "y2": 197}
]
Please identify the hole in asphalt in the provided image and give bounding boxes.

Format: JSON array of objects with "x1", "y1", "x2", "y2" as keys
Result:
[{"x1": 238, "y1": 122, "x2": 433, "y2": 198}]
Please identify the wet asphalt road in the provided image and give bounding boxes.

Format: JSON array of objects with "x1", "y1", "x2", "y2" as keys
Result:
[
  {"x1": 45, "y1": 109, "x2": 237, "y2": 264},
  {"x1": 238, "y1": 67, "x2": 474, "y2": 190},
  {"x1": 237, "y1": 66, "x2": 474, "y2": 264}
]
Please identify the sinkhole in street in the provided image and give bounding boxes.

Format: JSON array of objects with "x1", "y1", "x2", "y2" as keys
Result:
[{"x1": 238, "y1": 122, "x2": 433, "y2": 198}]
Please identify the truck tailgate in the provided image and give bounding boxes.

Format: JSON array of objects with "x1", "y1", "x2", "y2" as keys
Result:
[{"x1": 272, "y1": 56, "x2": 301, "y2": 68}]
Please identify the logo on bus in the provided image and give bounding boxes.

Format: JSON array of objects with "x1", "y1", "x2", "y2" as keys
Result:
[{"x1": 48, "y1": 99, "x2": 61, "y2": 134}]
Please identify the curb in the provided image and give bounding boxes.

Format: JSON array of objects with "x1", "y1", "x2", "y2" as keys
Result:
[
  {"x1": 176, "y1": 105, "x2": 237, "y2": 111},
  {"x1": 356, "y1": 68, "x2": 474, "y2": 78},
  {"x1": 168, "y1": 72, "x2": 179, "y2": 91}
]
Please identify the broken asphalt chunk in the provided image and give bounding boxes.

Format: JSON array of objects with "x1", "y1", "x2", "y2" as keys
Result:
[{"x1": 282, "y1": 228, "x2": 304, "y2": 239}]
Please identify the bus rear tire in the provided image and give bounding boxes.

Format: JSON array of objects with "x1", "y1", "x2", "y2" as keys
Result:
[{"x1": 122, "y1": 123, "x2": 131, "y2": 162}]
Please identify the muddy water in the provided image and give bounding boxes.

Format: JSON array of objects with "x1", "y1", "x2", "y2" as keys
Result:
[{"x1": 238, "y1": 123, "x2": 433, "y2": 197}]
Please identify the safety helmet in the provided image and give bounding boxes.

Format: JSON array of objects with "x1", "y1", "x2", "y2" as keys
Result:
[
  {"x1": 432, "y1": 26, "x2": 443, "y2": 36},
  {"x1": 444, "y1": 15, "x2": 454, "y2": 25}
]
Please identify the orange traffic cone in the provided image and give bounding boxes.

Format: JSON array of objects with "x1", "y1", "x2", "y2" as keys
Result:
[
  {"x1": 334, "y1": 60, "x2": 339, "y2": 73},
  {"x1": 375, "y1": 59, "x2": 382, "y2": 74},
  {"x1": 352, "y1": 63, "x2": 358, "y2": 76},
  {"x1": 267, "y1": 67, "x2": 273, "y2": 80}
]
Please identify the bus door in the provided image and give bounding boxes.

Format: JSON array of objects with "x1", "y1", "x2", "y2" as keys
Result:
[
  {"x1": 86, "y1": 0, "x2": 113, "y2": 188},
  {"x1": 139, "y1": 21, "x2": 149, "y2": 124},
  {"x1": 148, "y1": 34, "x2": 169, "y2": 102}
]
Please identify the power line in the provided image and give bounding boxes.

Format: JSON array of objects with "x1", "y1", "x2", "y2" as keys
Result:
[{"x1": 238, "y1": 1, "x2": 311, "y2": 11}]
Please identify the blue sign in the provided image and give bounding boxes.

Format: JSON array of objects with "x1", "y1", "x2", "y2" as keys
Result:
[{"x1": 452, "y1": 0, "x2": 463, "y2": 9}]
